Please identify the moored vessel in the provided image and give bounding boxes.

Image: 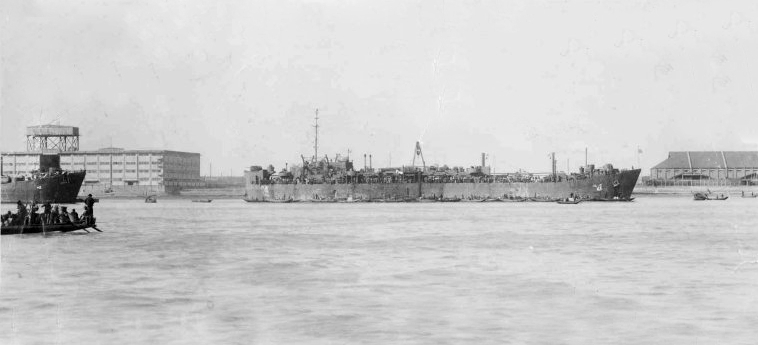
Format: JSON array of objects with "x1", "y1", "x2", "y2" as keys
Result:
[
  {"x1": 1, "y1": 155, "x2": 85, "y2": 204},
  {"x1": 242, "y1": 112, "x2": 641, "y2": 203}
]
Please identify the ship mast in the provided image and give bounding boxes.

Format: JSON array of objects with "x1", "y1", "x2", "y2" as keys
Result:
[
  {"x1": 313, "y1": 108, "x2": 319, "y2": 163},
  {"x1": 550, "y1": 152, "x2": 556, "y2": 182}
]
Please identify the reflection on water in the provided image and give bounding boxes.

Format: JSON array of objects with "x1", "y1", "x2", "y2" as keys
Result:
[{"x1": 2, "y1": 196, "x2": 758, "y2": 344}]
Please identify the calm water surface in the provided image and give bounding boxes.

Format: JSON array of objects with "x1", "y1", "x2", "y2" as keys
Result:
[{"x1": 1, "y1": 196, "x2": 757, "y2": 344}]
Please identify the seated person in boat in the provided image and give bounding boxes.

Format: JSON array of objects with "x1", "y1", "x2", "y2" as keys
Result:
[
  {"x1": 16, "y1": 201, "x2": 27, "y2": 225},
  {"x1": 51, "y1": 206, "x2": 60, "y2": 224},
  {"x1": 59, "y1": 207, "x2": 71, "y2": 224},
  {"x1": 69, "y1": 209, "x2": 80, "y2": 223},
  {"x1": 1, "y1": 211, "x2": 10, "y2": 226},
  {"x1": 82, "y1": 206, "x2": 89, "y2": 224}
]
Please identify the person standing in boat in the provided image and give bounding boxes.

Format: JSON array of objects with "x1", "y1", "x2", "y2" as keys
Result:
[
  {"x1": 84, "y1": 194, "x2": 96, "y2": 218},
  {"x1": 42, "y1": 202, "x2": 52, "y2": 224}
]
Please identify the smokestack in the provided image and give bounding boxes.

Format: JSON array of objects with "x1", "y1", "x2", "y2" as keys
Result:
[
  {"x1": 369, "y1": 154, "x2": 372, "y2": 170},
  {"x1": 481, "y1": 153, "x2": 486, "y2": 167},
  {"x1": 364, "y1": 154, "x2": 367, "y2": 171}
]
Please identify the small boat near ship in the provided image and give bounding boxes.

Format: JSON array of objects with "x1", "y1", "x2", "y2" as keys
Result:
[
  {"x1": 145, "y1": 195, "x2": 158, "y2": 203},
  {"x1": 556, "y1": 199, "x2": 582, "y2": 204},
  {"x1": 693, "y1": 192, "x2": 728, "y2": 201},
  {"x1": 191, "y1": 199, "x2": 213, "y2": 203}
]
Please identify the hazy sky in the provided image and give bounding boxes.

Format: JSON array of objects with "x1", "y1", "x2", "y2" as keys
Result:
[{"x1": 2, "y1": 0, "x2": 757, "y2": 175}]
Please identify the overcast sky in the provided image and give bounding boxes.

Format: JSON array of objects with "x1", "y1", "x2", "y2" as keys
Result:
[{"x1": 2, "y1": 0, "x2": 757, "y2": 175}]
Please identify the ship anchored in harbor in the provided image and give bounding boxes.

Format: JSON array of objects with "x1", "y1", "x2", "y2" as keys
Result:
[
  {"x1": 1, "y1": 125, "x2": 86, "y2": 204},
  {"x1": 243, "y1": 109, "x2": 641, "y2": 203}
]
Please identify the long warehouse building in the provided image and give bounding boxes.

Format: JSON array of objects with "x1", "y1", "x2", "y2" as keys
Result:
[{"x1": 650, "y1": 151, "x2": 758, "y2": 184}]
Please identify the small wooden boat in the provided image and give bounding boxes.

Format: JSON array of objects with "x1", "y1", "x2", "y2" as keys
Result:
[
  {"x1": 439, "y1": 197, "x2": 461, "y2": 202},
  {"x1": 191, "y1": 199, "x2": 213, "y2": 203},
  {"x1": 416, "y1": 198, "x2": 437, "y2": 203},
  {"x1": 307, "y1": 199, "x2": 337, "y2": 203},
  {"x1": 479, "y1": 198, "x2": 503, "y2": 202},
  {"x1": 694, "y1": 192, "x2": 728, "y2": 201},
  {"x1": 2, "y1": 220, "x2": 99, "y2": 235},
  {"x1": 145, "y1": 195, "x2": 157, "y2": 203},
  {"x1": 556, "y1": 199, "x2": 582, "y2": 204},
  {"x1": 528, "y1": 197, "x2": 558, "y2": 202},
  {"x1": 741, "y1": 193, "x2": 757, "y2": 198},
  {"x1": 590, "y1": 197, "x2": 635, "y2": 202},
  {"x1": 500, "y1": 198, "x2": 526, "y2": 203},
  {"x1": 266, "y1": 199, "x2": 293, "y2": 203}
]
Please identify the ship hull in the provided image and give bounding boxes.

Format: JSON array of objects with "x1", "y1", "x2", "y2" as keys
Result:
[
  {"x1": 245, "y1": 169, "x2": 641, "y2": 202},
  {"x1": 1, "y1": 171, "x2": 86, "y2": 203}
]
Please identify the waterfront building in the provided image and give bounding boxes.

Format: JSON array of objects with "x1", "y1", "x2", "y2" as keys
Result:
[
  {"x1": 650, "y1": 151, "x2": 758, "y2": 184},
  {"x1": 1, "y1": 125, "x2": 203, "y2": 194}
]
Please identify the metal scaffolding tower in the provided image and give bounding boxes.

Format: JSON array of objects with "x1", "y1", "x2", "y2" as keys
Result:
[{"x1": 26, "y1": 125, "x2": 80, "y2": 152}]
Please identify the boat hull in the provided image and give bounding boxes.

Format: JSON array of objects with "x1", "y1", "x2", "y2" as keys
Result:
[
  {"x1": 1, "y1": 171, "x2": 86, "y2": 203},
  {"x1": 1, "y1": 221, "x2": 95, "y2": 235},
  {"x1": 244, "y1": 169, "x2": 642, "y2": 202}
]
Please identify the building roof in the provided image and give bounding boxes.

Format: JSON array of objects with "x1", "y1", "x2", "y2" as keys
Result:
[
  {"x1": 2, "y1": 149, "x2": 200, "y2": 156},
  {"x1": 26, "y1": 125, "x2": 79, "y2": 136},
  {"x1": 652, "y1": 151, "x2": 758, "y2": 169}
]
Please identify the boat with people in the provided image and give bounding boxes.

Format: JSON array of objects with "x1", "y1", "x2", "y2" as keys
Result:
[
  {"x1": 556, "y1": 199, "x2": 582, "y2": 204},
  {"x1": 2, "y1": 220, "x2": 99, "y2": 235},
  {"x1": 741, "y1": 191, "x2": 757, "y2": 198},
  {"x1": 145, "y1": 195, "x2": 157, "y2": 203},
  {"x1": 191, "y1": 199, "x2": 213, "y2": 203},
  {"x1": 2, "y1": 196, "x2": 101, "y2": 235}
]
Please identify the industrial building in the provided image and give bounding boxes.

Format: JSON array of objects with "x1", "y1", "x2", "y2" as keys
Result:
[
  {"x1": 650, "y1": 151, "x2": 758, "y2": 184},
  {"x1": 1, "y1": 125, "x2": 203, "y2": 193}
]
